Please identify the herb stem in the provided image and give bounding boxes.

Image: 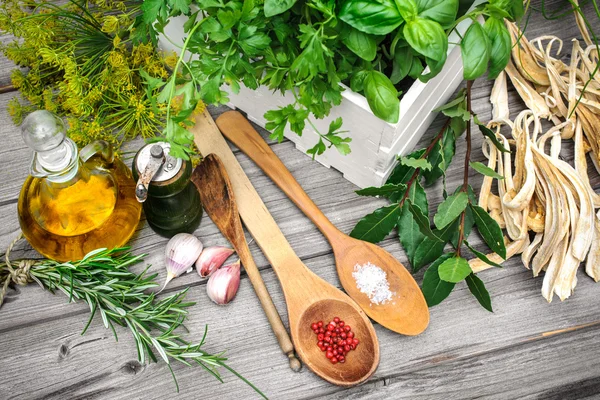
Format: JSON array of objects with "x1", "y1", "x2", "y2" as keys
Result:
[
  {"x1": 456, "y1": 80, "x2": 474, "y2": 257},
  {"x1": 397, "y1": 117, "x2": 451, "y2": 207}
]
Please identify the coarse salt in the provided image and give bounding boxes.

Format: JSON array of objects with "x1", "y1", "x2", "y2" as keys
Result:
[{"x1": 352, "y1": 262, "x2": 394, "y2": 305}]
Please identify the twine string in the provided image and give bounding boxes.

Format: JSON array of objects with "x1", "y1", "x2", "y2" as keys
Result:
[{"x1": 0, "y1": 233, "x2": 36, "y2": 308}]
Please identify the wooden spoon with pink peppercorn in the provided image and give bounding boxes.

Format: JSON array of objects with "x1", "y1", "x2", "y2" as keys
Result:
[{"x1": 216, "y1": 111, "x2": 429, "y2": 336}]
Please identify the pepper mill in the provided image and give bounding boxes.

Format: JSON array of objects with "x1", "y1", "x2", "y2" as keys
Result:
[{"x1": 132, "y1": 142, "x2": 202, "y2": 237}]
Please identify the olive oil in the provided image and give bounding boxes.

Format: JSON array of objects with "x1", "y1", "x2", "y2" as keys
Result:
[{"x1": 17, "y1": 111, "x2": 141, "y2": 261}]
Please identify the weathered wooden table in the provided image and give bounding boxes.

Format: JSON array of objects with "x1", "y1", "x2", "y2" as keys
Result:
[{"x1": 2, "y1": 6, "x2": 600, "y2": 399}]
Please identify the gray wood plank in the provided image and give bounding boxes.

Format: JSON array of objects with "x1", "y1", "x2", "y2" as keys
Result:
[{"x1": 3, "y1": 252, "x2": 600, "y2": 399}]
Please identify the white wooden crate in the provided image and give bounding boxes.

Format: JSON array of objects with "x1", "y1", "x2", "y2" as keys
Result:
[{"x1": 161, "y1": 13, "x2": 475, "y2": 188}]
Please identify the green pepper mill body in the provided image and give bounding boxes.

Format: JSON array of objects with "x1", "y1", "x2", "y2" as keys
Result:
[{"x1": 132, "y1": 142, "x2": 202, "y2": 237}]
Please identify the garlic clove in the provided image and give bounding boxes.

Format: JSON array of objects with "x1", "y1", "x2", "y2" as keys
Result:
[
  {"x1": 196, "y1": 246, "x2": 235, "y2": 277},
  {"x1": 161, "y1": 233, "x2": 203, "y2": 292},
  {"x1": 206, "y1": 260, "x2": 241, "y2": 305}
]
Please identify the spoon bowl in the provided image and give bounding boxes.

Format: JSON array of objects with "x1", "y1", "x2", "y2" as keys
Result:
[
  {"x1": 296, "y1": 299, "x2": 379, "y2": 386},
  {"x1": 333, "y1": 237, "x2": 429, "y2": 335}
]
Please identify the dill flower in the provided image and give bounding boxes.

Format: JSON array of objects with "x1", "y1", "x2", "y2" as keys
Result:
[{"x1": 102, "y1": 15, "x2": 119, "y2": 33}]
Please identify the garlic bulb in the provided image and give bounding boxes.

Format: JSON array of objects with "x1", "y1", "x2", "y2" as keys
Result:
[
  {"x1": 206, "y1": 260, "x2": 241, "y2": 305},
  {"x1": 161, "y1": 233, "x2": 203, "y2": 292},
  {"x1": 196, "y1": 246, "x2": 235, "y2": 277}
]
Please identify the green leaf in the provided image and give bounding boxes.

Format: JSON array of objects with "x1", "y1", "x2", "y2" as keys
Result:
[
  {"x1": 141, "y1": 0, "x2": 166, "y2": 24},
  {"x1": 399, "y1": 156, "x2": 432, "y2": 171},
  {"x1": 168, "y1": 0, "x2": 191, "y2": 15},
  {"x1": 422, "y1": 254, "x2": 455, "y2": 306},
  {"x1": 483, "y1": 17, "x2": 511, "y2": 79},
  {"x1": 364, "y1": 70, "x2": 400, "y2": 123},
  {"x1": 478, "y1": 123, "x2": 510, "y2": 153},
  {"x1": 413, "y1": 237, "x2": 446, "y2": 271},
  {"x1": 403, "y1": 18, "x2": 448, "y2": 61},
  {"x1": 342, "y1": 26, "x2": 378, "y2": 61},
  {"x1": 356, "y1": 183, "x2": 407, "y2": 197},
  {"x1": 450, "y1": 202, "x2": 473, "y2": 247},
  {"x1": 470, "y1": 161, "x2": 504, "y2": 179},
  {"x1": 470, "y1": 204, "x2": 507, "y2": 259},
  {"x1": 408, "y1": 202, "x2": 443, "y2": 242},
  {"x1": 461, "y1": 22, "x2": 490, "y2": 80},
  {"x1": 390, "y1": 179, "x2": 428, "y2": 211},
  {"x1": 464, "y1": 240, "x2": 503, "y2": 268},
  {"x1": 422, "y1": 126, "x2": 455, "y2": 185},
  {"x1": 433, "y1": 191, "x2": 468, "y2": 230},
  {"x1": 391, "y1": 45, "x2": 413, "y2": 84},
  {"x1": 416, "y1": 0, "x2": 458, "y2": 28},
  {"x1": 395, "y1": 0, "x2": 419, "y2": 21},
  {"x1": 350, "y1": 70, "x2": 369, "y2": 92},
  {"x1": 264, "y1": 0, "x2": 296, "y2": 17},
  {"x1": 350, "y1": 204, "x2": 401, "y2": 243},
  {"x1": 339, "y1": 0, "x2": 404, "y2": 35},
  {"x1": 465, "y1": 273, "x2": 493, "y2": 312},
  {"x1": 387, "y1": 149, "x2": 425, "y2": 185},
  {"x1": 399, "y1": 202, "x2": 426, "y2": 266},
  {"x1": 438, "y1": 256, "x2": 471, "y2": 283}
]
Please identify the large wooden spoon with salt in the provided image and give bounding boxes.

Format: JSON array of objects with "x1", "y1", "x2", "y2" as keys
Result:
[{"x1": 216, "y1": 111, "x2": 429, "y2": 335}]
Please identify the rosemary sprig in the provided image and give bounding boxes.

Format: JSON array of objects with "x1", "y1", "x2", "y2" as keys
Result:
[{"x1": 1, "y1": 246, "x2": 266, "y2": 398}]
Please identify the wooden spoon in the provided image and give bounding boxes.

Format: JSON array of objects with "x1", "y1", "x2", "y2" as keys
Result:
[
  {"x1": 191, "y1": 154, "x2": 301, "y2": 372},
  {"x1": 216, "y1": 111, "x2": 429, "y2": 336},
  {"x1": 190, "y1": 111, "x2": 379, "y2": 386}
]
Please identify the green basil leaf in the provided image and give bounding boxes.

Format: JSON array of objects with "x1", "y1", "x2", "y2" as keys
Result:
[
  {"x1": 464, "y1": 240, "x2": 503, "y2": 268},
  {"x1": 408, "y1": 202, "x2": 443, "y2": 242},
  {"x1": 422, "y1": 253, "x2": 455, "y2": 306},
  {"x1": 433, "y1": 191, "x2": 469, "y2": 230},
  {"x1": 395, "y1": 0, "x2": 419, "y2": 21},
  {"x1": 470, "y1": 161, "x2": 504, "y2": 179},
  {"x1": 483, "y1": 17, "x2": 511, "y2": 79},
  {"x1": 364, "y1": 70, "x2": 400, "y2": 123},
  {"x1": 470, "y1": 204, "x2": 507, "y2": 259},
  {"x1": 350, "y1": 70, "x2": 369, "y2": 92},
  {"x1": 342, "y1": 26, "x2": 378, "y2": 61},
  {"x1": 438, "y1": 256, "x2": 471, "y2": 283},
  {"x1": 350, "y1": 203, "x2": 401, "y2": 243},
  {"x1": 391, "y1": 45, "x2": 413, "y2": 84},
  {"x1": 403, "y1": 17, "x2": 448, "y2": 61},
  {"x1": 465, "y1": 273, "x2": 493, "y2": 312},
  {"x1": 418, "y1": 54, "x2": 447, "y2": 82},
  {"x1": 416, "y1": 0, "x2": 459, "y2": 29},
  {"x1": 478, "y1": 123, "x2": 510, "y2": 152},
  {"x1": 339, "y1": 0, "x2": 403, "y2": 35},
  {"x1": 264, "y1": 0, "x2": 296, "y2": 17},
  {"x1": 355, "y1": 183, "x2": 407, "y2": 197},
  {"x1": 461, "y1": 22, "x2": 491, "y2": 80},
  {"x1": 413, "y1": 236, "x2": 446, "y2": 271},
  {"x1": 408, "y1": 56, "x2": 425, "y2": 79},
  {"x1": 399, "y1": 202, "x2": 426, "y2": 266},
  {"x1": 510, "y1": 0, "x2": 524, "y2": 21}
]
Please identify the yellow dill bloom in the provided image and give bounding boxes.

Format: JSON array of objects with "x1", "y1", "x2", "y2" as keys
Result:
[
  {"x1": 102, "y1": 15, "x2": 119, "y2": 33},
  {"x1": 163, "y1": 51, "x2": 178, "y2": 70}
]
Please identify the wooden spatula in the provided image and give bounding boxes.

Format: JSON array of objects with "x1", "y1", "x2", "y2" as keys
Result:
[
  {"x1": 191, "y1": 154, "x2": 301, "y2": 372},
  {"x1": 216, "y1": 111, "x2": 430, "y2": 336}
]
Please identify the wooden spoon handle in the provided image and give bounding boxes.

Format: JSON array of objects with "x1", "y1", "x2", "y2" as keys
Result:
[
  {"x1": 216, "y1": 111, "x2": 340, "y2": 240},
  {"x1": 236, "y1": 242, "x2": 302, "y2": 372}
]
